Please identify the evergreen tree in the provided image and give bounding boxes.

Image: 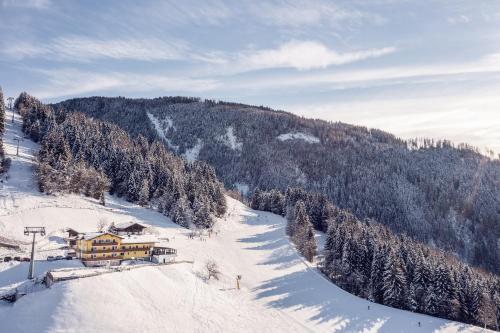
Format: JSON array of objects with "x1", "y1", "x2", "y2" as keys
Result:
[
  {"x1": 382, "y1": 250, "x2": 407, "y2": 308},
  {"x1": 458, "y1": 268, "x2": 482, "y2": 325},
  {"x1": 369, "y1": 245, "x2": 386, "y2": 303},
  {"x1": 407, "y1": 282, "x2": 418, "y2": 312}
]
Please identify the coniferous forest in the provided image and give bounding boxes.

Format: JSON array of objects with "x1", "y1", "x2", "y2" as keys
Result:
[
  {"x1": 0, "y1": 87, "x2": 6, "y2": 174},
  {"x1": 7, "y1": 92, "x2": 498, "y2": 329},
  {"x1": 252, "y1": 187, "x2": 500, "y2": 330},
  {"x1": 53, "y1": 96, "x2": 500, "y2": 275},
  {"x1": 15, "y1": 93, "x2": 226, "y2": 229}
]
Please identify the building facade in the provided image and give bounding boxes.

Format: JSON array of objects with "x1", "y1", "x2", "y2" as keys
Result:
[{"x1": 76, "y1": 232, "x2": 156, "y2": 267}]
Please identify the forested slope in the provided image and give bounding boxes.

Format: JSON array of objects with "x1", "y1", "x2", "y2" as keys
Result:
[
  {"x1": 53, "y1": 97, "x2": 500, "y2": 274},
  {"x1": 15, "y1": 93, "x2": 226, "y2": 229}
]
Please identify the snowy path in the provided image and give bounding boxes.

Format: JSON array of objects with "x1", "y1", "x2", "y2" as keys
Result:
[{"x1": 0, "y1": 110, "x2": 489, "y2": 332}]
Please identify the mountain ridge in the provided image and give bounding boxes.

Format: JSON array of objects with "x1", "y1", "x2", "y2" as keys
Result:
[{"x1": 51, "y1": 95, "x2": 500, "y2": 275}]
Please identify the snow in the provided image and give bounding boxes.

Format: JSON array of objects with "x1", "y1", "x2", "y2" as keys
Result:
[
  {"x1": 219, "y1": 126, "x2": 242, "y2": 151},
  {"x1": 0, "y1": 112, "x2": 489, "y2": 332},
  {"x1": 120, "y1": 234, "x2": 157, "y2": 244},
  {"x1": 234, "y1": 182, "x2": 250, "y2": 196},
  {"x1": 113, "y1": 221, "x2": 145, "y2": 229},
  {"x1": 82, "y1": 232, "x2": 112, "y2": 240},
  {"x1": 277, "y1": 132, "x2": 320, "y2": 144},
  {"x1": 183, "y1": 139, "x2": 203, "y2": 162},
  {"x1": 147, "y1": 112, "x2": 179, "y2": 152}
]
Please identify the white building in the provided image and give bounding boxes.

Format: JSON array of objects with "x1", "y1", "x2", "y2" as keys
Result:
[{"x1": 151, "y1": 246, "x2": 177, "y2": 264}]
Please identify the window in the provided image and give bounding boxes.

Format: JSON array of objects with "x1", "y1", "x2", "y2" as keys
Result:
[
  {"x1": 121, "y1": 246, "x2": 125, "y2": 250},
  {"x1": 145, "y1": 251, "x2": 148, "y2": 254},
  {"x1": 120, "y1": 253, "x2": 124, "y2": 256}
]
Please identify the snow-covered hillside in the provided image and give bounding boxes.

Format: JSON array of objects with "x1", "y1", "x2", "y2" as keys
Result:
[
  {"x1": 277, "y1": 132, "x2": 320, "y2": 143},
  {"x1": 0, "y1": 113, "x2": 489, "y2": 332}
]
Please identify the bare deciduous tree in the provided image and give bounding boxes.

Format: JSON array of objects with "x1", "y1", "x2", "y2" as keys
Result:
[
  {"x1": 205, "y1": 260, "x2": 220, "y2": 280},
  {"x1": 97, "y1": 218, "x2": 108, "y2": 232}
]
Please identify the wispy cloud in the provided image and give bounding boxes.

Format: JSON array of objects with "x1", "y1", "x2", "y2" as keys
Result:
[
  {"x1": 249, "y1": 0, "x2": 386, "y2": 28},
  {"x1": 447, "y1": 15, "x2": 470, "y2": 25},
  {"x1": 32, "y1": 68, "x2": 219, "y2": 99},
  {"x1": 1, "y1": 0, "x2": 50, "y2": 9},
  {"x1": 2, "y1": 37, "x2": 188, "y2": 62},
  {"x1": 238, "y1": 40, "x2": 395, "y2": 70},
  {"x1": 224, "y1": 51, "x2": 500, "y2": 92},
  {"x1": 3, "y1": 36, "x2": 395, "y2": 72}
]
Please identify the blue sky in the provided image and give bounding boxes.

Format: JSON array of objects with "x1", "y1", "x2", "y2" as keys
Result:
[{"x1": 1, "y1": 0, "x2": 499, "y2": 153}]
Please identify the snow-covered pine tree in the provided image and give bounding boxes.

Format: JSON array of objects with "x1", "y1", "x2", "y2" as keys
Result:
[
  {"x1": 290, "y1": 200, "x2": 306, "y2": 238},
  {"x1": 434, "y1": 263, "x2": 454, "y2": 318},
  {"x1": 0, "y1": 87, "x2": 4, "y2": 136},
  {"x1": 303, "y1": 219, "x2": 317, "y2": 262},
  {"x1": 424, "y1": 281, "x2": 439, "y2": 316},
  {"x1": 407, "y1": 282, "x2": 418, "y2": 312},
  {"x1": 382, "y1": 250, "x2": 407, "y2": 308},
  {"x1": 192, "y1": 198, "x2": 214, "y2": 229},
  {"x1": 458, "y1": 268, "x2": 482, "y2": 325},
  {"x1": 369, "y1": 245, "x2": 386, "y2": 303},
  {"x1": 0, "y1": 87, "x2": 5, "y2": 173},
  {"x1": 291, "y1": 200, "x2": 316, "y2": 262}
]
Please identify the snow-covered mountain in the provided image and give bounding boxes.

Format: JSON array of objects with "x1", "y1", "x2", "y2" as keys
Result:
[
  {"x1": 0, "y1": 102, "x2": 492, "y2": 332},
  {"x1": 53, "y1": 97, "x2": 500, "y2": 276}
]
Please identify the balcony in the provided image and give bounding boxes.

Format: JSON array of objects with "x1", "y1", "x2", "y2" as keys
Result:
[
  {"x1": 91, "y1": 241, "x2": 119, "y2": 246},
  {"x1": 81, "y1": 255, "x2": 124, "y2": 261},
  {"x1": 82, "y1": 248, "x2": 123, "y2": 254}
]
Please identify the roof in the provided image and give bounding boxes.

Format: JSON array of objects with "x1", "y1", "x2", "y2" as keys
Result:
[
  {"x1": 112, "y1": 222, "x2": 147, "y2": 230},
  {"x1": 82, "y1": 232, "x2": 123, "y2": 240},
  {"x1": 120, "y1": 234, "x2": 157, "y2": 244}
]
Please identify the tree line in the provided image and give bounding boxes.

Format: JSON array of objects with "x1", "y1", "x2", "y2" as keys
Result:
[
  {"x1": 15, "y1": 92, "x2": 227, "y2": 229},
  {"x1": 0, "y1": 87, "x2": 5, "y2": 173},
  {"x1": 251, "y1": 187, "x2": 500, "y2": 330}
]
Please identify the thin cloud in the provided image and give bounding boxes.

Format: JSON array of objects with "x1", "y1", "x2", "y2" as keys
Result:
[
  {"x1": 32, "y1": 68, "x2": 220, "y2": 99},
  {"x1": 239, "y1": 40, "x2": 396, "y2": 71},
  {"x1": 249, "y1": 0, "x2": 386, "y2": 28},
  {"x1": 224, "y1": 52, "x2": 500, "y2": 91},
  {"x1": 2, "y1": 37, "x2": 188, "y2": 62},
  {"x1": 1, "y1": 0, "x2": 50, "y2": 9}
]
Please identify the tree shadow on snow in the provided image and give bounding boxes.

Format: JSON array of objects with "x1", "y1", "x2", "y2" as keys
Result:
[{"x1": 238, "y1": 208, "x2": 466, "y2": 332}]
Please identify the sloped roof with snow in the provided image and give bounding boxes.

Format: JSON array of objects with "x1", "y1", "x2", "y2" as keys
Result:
[
  {"x1": 120, "y1": 234, "x2": 157, "y2": 244},
  {"x1": 83, "y1": 232, "x2": 123, "y2": 240},
  {"x1": 113, "y1": 221, "x2": 147, "y2": 230}
]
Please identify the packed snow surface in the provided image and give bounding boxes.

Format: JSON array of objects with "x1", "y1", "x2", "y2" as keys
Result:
[
  {"x1": 147, "y1": 112, "x2": 179, "y2": 152},
  {"x1": 219, "y1": 126, "x2": 242, "y2": 151},
  {"x1": 183, "y1": 139, "x2": 203, "y2": 162},
  {"x1": 234, "y1": 182, "x2": 250, "y2": 196},
  {"x1": 0, "y1": 113, "x2": 489, "y2": 332},
  {"x1": 277, "y1": 132, "x2": 320, "y2": 143}
]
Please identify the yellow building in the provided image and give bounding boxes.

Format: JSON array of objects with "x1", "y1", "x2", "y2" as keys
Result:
[{"x1": 76, "y1": 232, "x2": 156, "y2": 267}]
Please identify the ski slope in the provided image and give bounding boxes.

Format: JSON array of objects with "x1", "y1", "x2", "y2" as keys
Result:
[{"x1": 0, "y1": 112, "x2": 490, "y2": 332}]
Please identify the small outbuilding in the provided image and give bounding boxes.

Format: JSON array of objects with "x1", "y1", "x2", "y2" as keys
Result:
[
  {"x1": 151, "y1": 246, "x2": 177, "y2": 264},
  {"x1": 109, "y1": 222, "x2": 147, "y2": 235}
]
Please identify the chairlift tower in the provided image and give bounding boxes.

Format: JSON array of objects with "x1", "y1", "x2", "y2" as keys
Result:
[
  {"x1": 24, "y1": 227, "x2": 46, "y2": 280},
  {"x1": 13, "y1": 136, "x2": 23, "y2": 156},
  {"x1": 7, "y1": 97, "x2": 14, "y2": 123}
]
